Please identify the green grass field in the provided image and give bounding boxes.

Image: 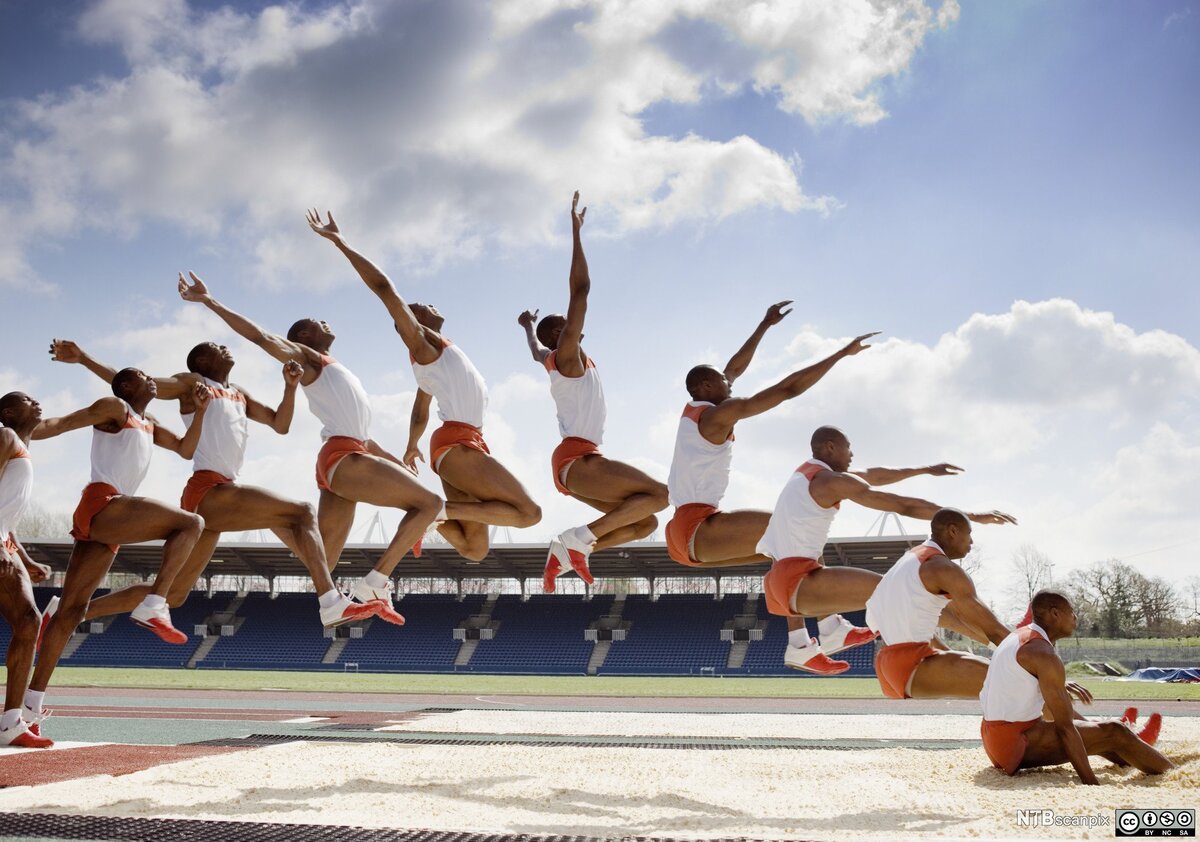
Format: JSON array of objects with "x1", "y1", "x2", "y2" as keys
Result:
[{"x1": 5, "y1": 666, "x2": 1198, "y2": 701}]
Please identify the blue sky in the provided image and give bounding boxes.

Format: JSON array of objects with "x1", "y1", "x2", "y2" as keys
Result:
[{"x1": 1, "y1": 0, "x2": 1197, "y2": 608}]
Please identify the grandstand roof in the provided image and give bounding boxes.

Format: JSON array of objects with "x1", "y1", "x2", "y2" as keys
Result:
[{"x1": 25, "y1": 534, "x2": 921, "y2": 583}]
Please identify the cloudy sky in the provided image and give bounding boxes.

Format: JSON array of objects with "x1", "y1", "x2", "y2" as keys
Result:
[{"x1": 1, "y1": 0, "x2": 1197, "y2": 605}]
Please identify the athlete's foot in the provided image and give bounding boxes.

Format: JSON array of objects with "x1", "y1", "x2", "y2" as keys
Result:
[
  {"x1": 556, "y1": 528, "x2": 595, "y2": 585},
  {"x1": 1137, "y1": 712, "x2": 1162, "y2": 746},
  {"x1": 542, "y1": 543, "x2": 565, "y2": 593},
  {"x1": 351, "y1": 576, "x2": 393, "y2": 604},
  {"x1": 320, "y1": 595, "x2": 378, "y2": 629},
  {"x1": 369, "y1": 599, "x2": 406, "y2": 626},
  {"x1": 818, "y1": 615, "x2": 879, "y2": 656},
  {"x1": 1121, "y1": 707, "x2": 1138, "y2": 725},
  {"x1": 0, "y1": 721, "x2": 53, "y2": 749},
  {"x1": 784, "y1": 638, "x2": 850, "y2": 675},
  {"x1": 22, "y1": 707, "x2": 50, "y2": 738},
  {"x1": 36, "y1": 596, "x2": 59, "y2": 652},
  {"x1": 130, "y1": 600, "x2": 188, "y2": 644}
]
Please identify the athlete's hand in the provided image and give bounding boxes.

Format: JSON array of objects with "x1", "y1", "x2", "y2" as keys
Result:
[
  {"x1": 49, "y1": 339, "x2": 83, "y2": 364},
  {"x1": 571, "y1": 191, "x2": 586, "y2": 231},
  {"x1": 518, "y1": 309, "x2": 539, "y2": 328},
  {"x1": 282, "y1": 360, "x2": 303, "y2": 388},
  {"x1": 840, "y1": 331, "x2": 881, "y2": 357},
  {"x1": 762, "y1": 300, "x2": 794, "y2": 326},
  {"x1": 178, "y1": 271, "x2": 212, "y2": 304},
  {"x1": 23, "y1": 558, "x2": 51, "y2": 583},
  {"x1": 306, "y1": 209, "x2": 343, "y2": 245},
  {"x1": 925, "y1": 463, "x2": 964, "y2": 477},
  {"x1": 1066, "y1": 681, "x2": 1094, "y2": 706},
  {"x1": 402, "y1": 446, "x2": 425, "y2": 475},
  {"x1": 192, "y1": 383, "x2": 213, "y2": 412},
  {"x1": 967, "y1": 510, "x2": 1018, "y2": 526}
]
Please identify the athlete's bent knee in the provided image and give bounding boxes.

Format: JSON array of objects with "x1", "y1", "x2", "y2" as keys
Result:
[
  {"x1": 460, "y1": 540, "x2": 490, "y2": 562},
  {"x1": 514, "y1": 501, "x2": 542, "y2": 529},
  {"x1": 10, "y1": 606, "x2": 40, "y2": 640},
  {"x1": 292, "y1": 502, "x2": 318, "y2": 531}
]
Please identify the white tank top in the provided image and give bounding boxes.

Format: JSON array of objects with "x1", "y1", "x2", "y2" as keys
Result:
[
  {"x1": 411, "y1": 340, "x2": 488, "y2": 428},
  {"x1": 90, "y1": 400, "x2": 154, "y2": 494},
  {"x1": 303, "y1": 355, "x2": 372, "y2": 441},
  {"x1": 865, "y1": 540, "x2": 951, "y2": 644},
  {"x1": 757, "y1": 460, "x2": 840, "y2": 560},
  {"x1": 668, "y1": 402, "x2": 734, "y2": 507},
  {"x1": 545, "y1": 350, "x2": 605, "y2": 444},
  {"x1": 182, "y1": 377, "x2": 248, "y2": 479},
  {"x1": 980, "y1": 624, "x2": 1049, "y2": 722},
  {"x1": 0, "y1": 443, "x2": 33, "y2": 539}
]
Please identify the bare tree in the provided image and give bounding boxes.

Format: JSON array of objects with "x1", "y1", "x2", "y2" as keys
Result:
[
  {"x1": 13, "y1": 503, "x2": 71, "y2": 540},
  {"x1": 1182, "y1": 576, "x2": 1200, "y2": 621},
  {"x1": 1007, "y1": 543, "x2": 1054, "y2": 614}
]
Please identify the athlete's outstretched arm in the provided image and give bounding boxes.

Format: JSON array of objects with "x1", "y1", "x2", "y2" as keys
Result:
[
  {"x1": 1025, "y1": 645, "x2": 1099, "y2": 784},
  {"x1": 243, "y1": 361, "x2": 303, "y2": 434},
  {"x1": 179, "y1": 273, "x2": 316, "y2": 368},
  {"x1": 307, "y1": 210, "x2": 438, "y2": 364},
  {"x1": 816, "y1": 472, "x2": 1017, "y2": 526},
  {"x1": 49, "y1": 339, "x2": 193, "y2": 399},
  {"x1": 852, "y1": 463, "x2": 964, "y2": 486},
  {"x1": 152, "y1": 382, "x2": 211, "y2": 459},
  {"x1": 703, "y1": 333, "x2": 877, "y2": 439},
  {"x1": 555, "y1": 192, "x2": 589, "y2": 375},
  {"x1": 31, "y1": 397, "x2": 127, "y2": 440},
  {"x1": 517, "y1": 310, "x2": 551, "y2": 364},
  {"x1": 723, "y1": 300, "x2": 793, "y2": 383},
  {"x1": 921, "y1": 557, "x2": 1010, "y2": 646},
  {"x1": 404, "y1": 389, "x2": 434, "y2": 473}
]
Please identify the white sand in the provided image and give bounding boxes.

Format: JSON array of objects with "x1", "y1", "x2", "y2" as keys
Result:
[{"x1": 0, "y1": 713, "x2": 1196, "y2": 840}]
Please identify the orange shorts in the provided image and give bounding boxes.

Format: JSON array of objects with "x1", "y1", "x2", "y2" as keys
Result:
[
  {"x1": 551, "y1": 437, "x2": 601, "y2": 494},
  {"x1": 981, "y1": 718, "x2": 1040, "y2": 775},
  {"x1": 430, "y1": 421, "x2": 490, "y2": 475},
  {"x1": 874, "y1": 641, "x2": 939, "y2": 699},
  {"x1": 316, "y1": 436, "x2": 370, "y2": 491},
  {"x1": 665, "y1": 503, "x2": 717, "y2": 566},
  {"x1": 70, "y1": 482, "x2": 121, "y2": 553},
  {"x1": 181, "y1": 470, "x2": 234, "y2": 513},
  {"x1": 763, "y1": 556, "x2": 824, "y2": 617}
]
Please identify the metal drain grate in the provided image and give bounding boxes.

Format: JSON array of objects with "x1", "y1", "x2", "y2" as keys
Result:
[
  {"x1": 190, "y1": 732, "x2": 972, "y2": 750},
  {"x1": 0, "y1": 813, "x2": 786, "y2": 842}
]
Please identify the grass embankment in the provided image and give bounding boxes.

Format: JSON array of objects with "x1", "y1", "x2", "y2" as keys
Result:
[{"x1": 5, "y1": 667, "x2": 1198, "y2": 702}]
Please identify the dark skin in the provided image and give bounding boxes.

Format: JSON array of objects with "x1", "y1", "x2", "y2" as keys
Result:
[
  {"x1": 306, "y1": 210, "x2": 542, "y2": 562},
  {"x1": 516, "y1": 193, "x2": 667, "y2": 548},
  {"x1": 177, "y1": 272, "x2": 441, "y2": 575},
  {"x1": 49, "y1": 340, "x2": 345, "y2": 615},
  {"x1": 1011, "y1": 601, "x2": 1173, "y2": 783},
  {"x1": 29, "y1": 373, "x2": 210, "y2": 695}
]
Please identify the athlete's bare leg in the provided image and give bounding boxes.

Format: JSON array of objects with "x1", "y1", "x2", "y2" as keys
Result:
[
  {"x1": 790, "y1": 566, "x2": 882, "y2": 616},
  {"x1": 1020, "y1": 719, "x2": 1172, "y2": 774},
  {"x1": 85, "y1": 530, "x2": 220, "y2": 618},
  {"x1": 327, "y1": 454, "x2": 441, "y2": 577},
  {"x1": 907, "y1": 650, "x2": 991, "y2": 699},
  {"x1": 437, "y1": 481, "x2": 491, "y2": 561},
  {"x1": 690, "y1": 509, "x2": 773, "y2": 568},
  {"x1": 318, "y1": 490, "x2": 356, "y2": 571},
  {"x1": 563, "y1": 455, "x2": 667, "y2": 541},
  {"x1": 30, "y1": 541, "x2": 116, "y2": 693},
  {"x1": 567, "y1": 494, "x2": 657, "y2": 549},
  {"x1": 0, "y1": 553, "x2": 40, "y2": 714},
  {"x1": 88, "y1": 497, "x2": 204, "y2": 602},
  {"x1": 438, "y1": 446, "x2": 541, "y2": 528}
]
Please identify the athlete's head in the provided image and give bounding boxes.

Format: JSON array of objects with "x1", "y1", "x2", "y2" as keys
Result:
[
  {"x1": 685, "y1": 365, "x2": 732, "y2": 403},
  {"x1": 186, "y1": 342, "x2": 234, "y2": 377},
  {"x1": 1031, "y1": 590, "x2": 1075, "y2": 639},
  {"x1": 536, "y1": 314, "x2": 568, "y2": 351},
  {"x1": 409, "y1": 303, "x2": 444, "y2": 331},
  {"x1": 0, "y1": 391, "x2": 42, "y2": 429},
  {"x1": 112, "y1": 368, "x2": 156, "y2": 404},
  {"x1": 930, "y1": 508, "x2": 972, "y2": 560},
  {"x1": 810, "y1": 426, "x2": 852, "y2": 472},
  {"x1": 287, "y1": 318, "x2": 335, "y2": 349}
]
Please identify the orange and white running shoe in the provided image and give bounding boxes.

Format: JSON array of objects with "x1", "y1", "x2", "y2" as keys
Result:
[
  {"x1": 36, "y1": 596, "x2": 59, "y2": 652},
  {"x1": 130, "y1": 601, "x2": 188, "y2": 644},
  {"x1": 0, "y1": 720, "x2": 53, "y2": 749},
  {"x1": 320, "y1": 595, "x2": 378, "y2": 629},
  {"x1": 785, "y1": 638, "x2": 851, "y2": 675},
  {"x1": 818, "y1": 615, "x2": 879, "y2": 656},
  {"x1": 1137, "y1": 712, "x2": 1162, "y2": 746}
]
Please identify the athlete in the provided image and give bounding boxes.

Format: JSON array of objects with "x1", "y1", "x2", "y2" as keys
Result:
[
  {"x1": 518, "y1": 193, "x2": 668, "y2": 591},
  {"x1": 758, "y1": 426, "x2": 1016, "y2": 673},
  {"x1": 980, "y1": 590, "x2": 1171, "y2": 782},
  {"x1": 48, "y1": 339, "x2": 377, "y2": 630},
  {"x1": 25, "y1": 369, "x2": 211, "y2": 735},
  {"x1": 178, "y1": 272, "x2": 442, "y2": 618},
  {"x1": 306, "y1": 210, "x2": 541, "y2": 562},
  {"x1": 0, "y1": 393, "x2": 54, "y2": 748}
]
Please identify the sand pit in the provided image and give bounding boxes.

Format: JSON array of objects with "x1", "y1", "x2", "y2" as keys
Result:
[{"x1": 0, "y1": 711, "x2": 1196, "y2": 840}]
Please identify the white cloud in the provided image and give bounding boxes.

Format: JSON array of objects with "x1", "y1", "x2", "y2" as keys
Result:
[{"x1": 1, "y1": 0, "x2": 957, "y2": 288}]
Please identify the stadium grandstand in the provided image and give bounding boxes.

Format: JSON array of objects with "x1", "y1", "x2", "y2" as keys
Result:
[{"x1": 9, "y1": 533, "x2": 921, "y2": 678}]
